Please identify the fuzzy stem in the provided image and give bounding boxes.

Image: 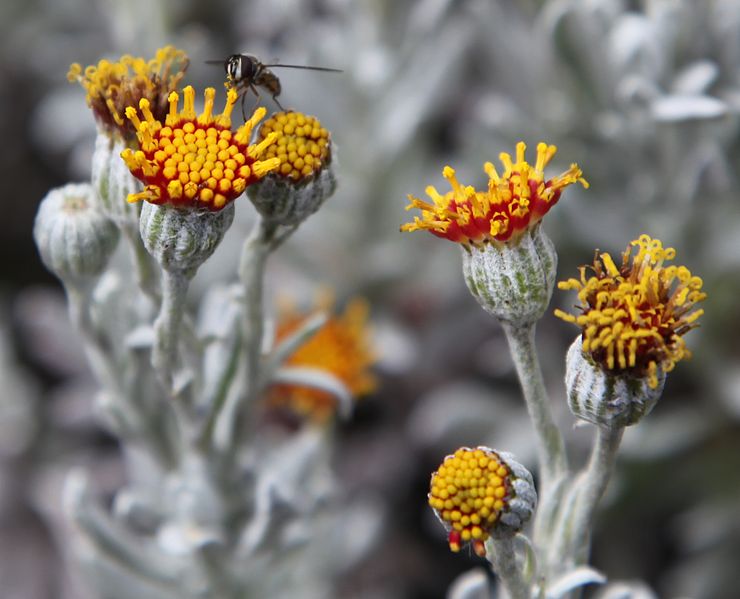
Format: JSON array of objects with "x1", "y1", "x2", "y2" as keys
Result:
[
  {"x1": 65, "y1": 471, "x2": 183, "y2": 587},
  {"x1": 533, "y1": 472, "x2": 570, "y2": 562},
  {"x1": 501, "y1": 322, "x2": 568, "y2": 489},
  {"x1": 67, "y1": 281, "x2": 177, "y2": 468},
  {"x1": 122, "y1": 222, "x2": 160, "y2": 302},
  {"x1": 66, "y1": 281, "x2": 120, "y2": 392},
  {"x1": 488, "y1": 535, "x2": 530, "y2": 599},
  {"x1": 197, "y1": 330, "x2": 242, "y2": 452},
  {"x1": 242, "y1": 219, "x2": 273, "y2": 397},
  {"x1": 241, "y1": 219, "x2": 274, "y2": 397},
  {"x1": 569, "y1": 424, "x2": 624, "y2": 564},
  {"x1": 152, "y1": 269, "x2": 190, "y2": 393},
  {"x1": 544, "y1": 479, "x2": 578, "y2": 579},
  {"x1": 230, "y1": 217, "x2": 279, "y2": 448}
]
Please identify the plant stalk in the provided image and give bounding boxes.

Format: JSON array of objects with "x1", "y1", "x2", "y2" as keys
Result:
[
  {"x1": 231, "y1": 217, "x2": 279, "y2": 448},
  {"x1": 501, "y1": 321, "x2": 568, "y2": 490},
  {"x1": 152, "y1": 269, "x2": 190, "y2": 394},
  {"x1": 488, "y1": 535, "x2": 530, "y2": 599},
  {"x1": 569, "y1": 424, "x2": 624, "y2": 564},
  {"x1": 122, "y1": 222, "x2": 160, "y2": 303}
]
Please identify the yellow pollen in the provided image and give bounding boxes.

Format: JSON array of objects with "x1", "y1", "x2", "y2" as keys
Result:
[
  {"x1": 216, "y1": 87, "x2": 239, "y2": 127},
  {"x1": 253, "y1": 158, "x2": 281, "y2": 178},
  {"x1": 200, "y1": 188, "x2": 214, "y2": 203}
]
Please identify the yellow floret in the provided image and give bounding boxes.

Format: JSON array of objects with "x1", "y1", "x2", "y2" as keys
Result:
[
  {"x1": 258, "y1": 111, "x2": 331, "y2": 181},
  {"x1": 121, "y1": 86, "x2": 279, "y2": 209},
  {"x1": 428, "y1": 447, "x2": 511, "y2": 553}
]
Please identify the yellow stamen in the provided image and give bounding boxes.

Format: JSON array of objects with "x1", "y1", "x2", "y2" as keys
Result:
[
  {"x1": 252, "y1": 157, "x2": 281, "y2": 177},
  {"x1": 556, "y1": 235, "x2": 705, "y2": 386},
  {"x1": 247, "y1": 131, "x2": 278, "y2": 158},
  {"x1": 181, "y1": 86, "x2": 196, "y2": 120},
  {"x1": 198, "y1": 88, "x2": 216, "y2": 125}
]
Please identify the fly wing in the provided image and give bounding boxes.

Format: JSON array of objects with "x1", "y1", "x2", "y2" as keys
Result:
[{"x1": 263, "y1": 63, "x2": 342, "y2": 73}]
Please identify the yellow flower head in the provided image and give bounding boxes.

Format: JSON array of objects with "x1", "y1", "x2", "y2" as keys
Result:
[
  {"x1": 267, "y1": 297, "x2": 377, "y2": 423},
  {"x1": 120, "y1": 86, "x2": 280, "y2": 211},
  {"x1": 428, "y1": 448, "x2": 514, "y2": 558},
  {"x1": 257, "y1": 111, "x2": 331, "y2": 181},
  {"x1": 68, "y1": 46, "x2": 189, "y2": 141},
  {"x1": 402, "y1": 142, "x2": 588, "y2": 247},
  {"x1": 555, "y1": 235, "x2": 706, "y2": 388}
]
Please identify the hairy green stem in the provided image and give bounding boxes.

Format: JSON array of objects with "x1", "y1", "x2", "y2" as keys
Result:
[
  {"x1": 65, "y1": 472, "x2": 183, "y2": 586},
  {"x1": 152, "y1": 269, "x2": 190, "y2": 393},
  {"x1": 231, "y1": 217, "x2": 279, "y2": 448},
  {"x1": 547, "y1": 424, "x2": 624, "y2": 578},
  {"x1": 569, "y1": 424, "x2": 624, "y2": 564},
  {"x1": 67, "y1": 281, "x2": 176, "y2": 468},
  {"x1": 197, "y1": 330, "x2": 243, "y2": 452},
  {"x1": 122, "y1": 222, "x2": 160, "y2": 302},
  {"x1": 488, "y1": 535, "x2": 530, "y2": 599},
  {"x1": 501, "y1": 322, "x2": 568, "y2": 489},
  {"x1": 241, "y1": 219, "x2": 273, "y2": 402},
  {"x1": 66, "y1": 282, "x2": 120, "y2": 393}
]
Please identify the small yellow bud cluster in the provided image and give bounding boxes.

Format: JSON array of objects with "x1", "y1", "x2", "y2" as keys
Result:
[
  {"x1": 121, "y1": 86, "x2": 279, "y2": 210},
  {"x1": 428, "y1": 447, "x2": 510, "y2": 557},
  {"x1": 258, "y1": 111, "x2": 331, "y2": 181}
]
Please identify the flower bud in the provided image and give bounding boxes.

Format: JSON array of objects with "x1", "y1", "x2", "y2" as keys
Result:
[
  {"x1": 247, "y1": 111, "x2": 335, "y2": 226},
  {"x1": 565, "y1": 338, "x2": 665, "y2": 427},
  {"x1": 462, "y1": 224, "x2": 557, "y2": 326},
  {"x1": 91, "y1": 132, "x2": 142, "y2": 229},
  {"x1": 248, "y1": 167, "x2": 336, "y2": 226},
  {"x1": 34, "y1": 183, "x2": 119, "y2": 283},
  {"x1": 428, "y1": 446, "x2": 536, "y2": 557},
  {"x1": 139, "y1": 203, "x2": 234, "y2": 276}
]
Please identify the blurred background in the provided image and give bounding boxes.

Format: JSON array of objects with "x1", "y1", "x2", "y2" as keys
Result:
[{"x1": 2, "y1": 0, "x2": 740, "y2": 597}]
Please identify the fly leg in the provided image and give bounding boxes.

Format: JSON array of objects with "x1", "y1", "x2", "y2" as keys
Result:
[
  {"x1": 235, "y1": 83, "x2": 261, "y2": 121},
  {"x1": 248, "y1": 83, "x2": 264, "y2": 116},
  {"x1": 240, "y1": 92, "x2": 249, "y2": 121},
  {"x1": 272, "y1": 93, "x2": 285, "y2": 111}
]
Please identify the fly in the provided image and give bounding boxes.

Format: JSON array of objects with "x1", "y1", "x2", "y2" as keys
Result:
[{"x1": 206, "y1": 53, "x2": 342, "y2": 117}]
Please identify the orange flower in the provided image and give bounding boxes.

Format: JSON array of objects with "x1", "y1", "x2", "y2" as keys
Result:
[
  {"x1": 68, "y1": 46, "x2": 189, "y2": 141},
  {"x1": 402, "y1": 142, "x2": 588, "y2": 247},
  {"x1": 120, "y1": 86, "x2": 279, "y2": 210},
  {"x1": 267, "y1": 298, "x2": 376, "y2": 422},
  {"x1": 555, "y1": 235, "x2": 706, "y2": 388}
]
